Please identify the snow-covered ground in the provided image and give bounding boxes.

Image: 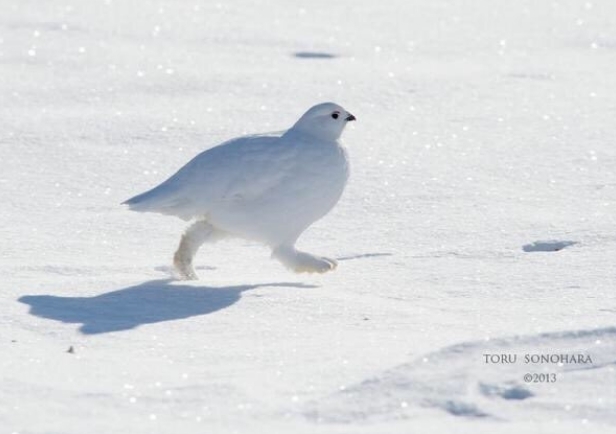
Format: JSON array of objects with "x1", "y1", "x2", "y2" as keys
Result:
[{"x1": 2, "y1": 0, "x2": 616, "y2": 432}]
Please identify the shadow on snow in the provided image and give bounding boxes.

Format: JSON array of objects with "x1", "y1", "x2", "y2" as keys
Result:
[
  {"x1": 293, "y1": 51, "x2": 337, "y2": 59},
  {"x1": 522, "y1": 240, "x2": 578, "y2": 252},
  {"x1": 18, "y1": 279, "x2": 316, "y2": 335},
  {"x1": 337, "y1": 252, "x2": 393, "y2": 261}
]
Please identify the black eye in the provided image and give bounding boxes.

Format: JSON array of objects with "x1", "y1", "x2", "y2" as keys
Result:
[{"x1": 331, "y1": 113, "x2": 339, "y2": 119}]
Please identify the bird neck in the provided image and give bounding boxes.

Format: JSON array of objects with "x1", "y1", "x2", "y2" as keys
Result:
[{"x1": 285, "y1": 124, "x2": 342, "y2": 142}]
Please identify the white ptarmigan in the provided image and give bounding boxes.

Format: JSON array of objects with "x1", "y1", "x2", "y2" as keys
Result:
[{"x1": 123, "y1": 102, "x2": 355, "y2": 280}]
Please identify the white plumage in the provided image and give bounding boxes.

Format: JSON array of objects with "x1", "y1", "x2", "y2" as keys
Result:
[{"x1": 124, "y1": 102, "x2": 355, "y2": 279}]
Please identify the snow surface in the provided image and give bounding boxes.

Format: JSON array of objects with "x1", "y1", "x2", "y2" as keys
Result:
[{"x1": 2, "y1": 0, "x2": 616, "y2": 433}]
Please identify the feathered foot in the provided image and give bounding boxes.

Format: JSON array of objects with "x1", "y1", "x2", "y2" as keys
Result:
[
  {"x1": 272, "y1": 245, "x2": 338, "y2": 274},
  {"x1": 173, "y1": 220, "x2": 223, "y2": 280}
]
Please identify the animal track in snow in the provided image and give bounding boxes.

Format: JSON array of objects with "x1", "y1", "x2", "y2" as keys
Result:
[{"x1": 522, "y1": 240, "x2": 578, "y2": 253}]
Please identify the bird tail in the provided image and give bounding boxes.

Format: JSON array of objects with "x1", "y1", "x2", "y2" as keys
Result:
[{"x1": 122, "y1": 183, "x2": 192, "y2": 221}]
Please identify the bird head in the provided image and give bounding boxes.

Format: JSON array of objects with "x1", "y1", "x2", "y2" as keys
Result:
[{"x1": 290, "y1": 102, "x2": 356, "y2": 141}]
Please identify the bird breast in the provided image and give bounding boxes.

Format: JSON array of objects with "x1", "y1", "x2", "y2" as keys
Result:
[{"x1": 208, "y1": 138, "x2": 349, "y2": 244}]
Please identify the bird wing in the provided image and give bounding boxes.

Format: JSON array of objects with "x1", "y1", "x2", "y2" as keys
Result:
[{"x1": 124, "y1": 132, "x2": 295, "y2": 220}]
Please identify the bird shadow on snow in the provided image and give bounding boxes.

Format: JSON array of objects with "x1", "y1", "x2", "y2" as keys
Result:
[{"x1": 18, "y1": 279, "x2": 316, "y2": 335}]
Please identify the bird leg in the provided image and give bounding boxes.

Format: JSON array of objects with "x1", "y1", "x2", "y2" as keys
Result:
[
  {"x1": 173, "y1": 220, "x2": 222, "y2": 280},
  {"x1": 272, "y1": 245, "x2": 338, "y2": 274}
]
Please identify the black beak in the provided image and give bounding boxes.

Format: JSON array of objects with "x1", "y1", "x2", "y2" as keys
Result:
[{"x1": 345, "y1": 113, "x2": 356, "y2": 122}]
